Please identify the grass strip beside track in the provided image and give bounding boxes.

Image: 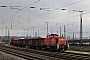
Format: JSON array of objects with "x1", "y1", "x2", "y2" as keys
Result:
[{"x1": 66, "y1": 50, "x2": 90, "y2": 55}]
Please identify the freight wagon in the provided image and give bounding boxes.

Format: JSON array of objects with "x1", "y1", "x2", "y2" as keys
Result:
[
  {"x1": 19, "y1": 37, "x2": 44, "y2": 49},
  {"x1": 11, "y1": 38, "x2": 19, "y2": 46}
]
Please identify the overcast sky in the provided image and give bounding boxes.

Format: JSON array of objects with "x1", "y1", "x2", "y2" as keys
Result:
[{"x1": 0, "y1": 0, "x2": 90, "y2": 38}]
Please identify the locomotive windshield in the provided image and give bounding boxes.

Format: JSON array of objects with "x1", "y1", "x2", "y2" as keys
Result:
[
  {"x1": 48, "y1": 34, "x2": 58, "y2": 38},
  {"x1": 49, "y1": 35, "x2": 53, "y2": 38}
]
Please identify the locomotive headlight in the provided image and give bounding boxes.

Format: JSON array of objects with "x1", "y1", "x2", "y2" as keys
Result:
[
  {"x1": 67, "y1": 43, "x2": 69, "y2": 49},
  {"x1": 57, "y1": 44, "x2": 59, "y2": 50}
]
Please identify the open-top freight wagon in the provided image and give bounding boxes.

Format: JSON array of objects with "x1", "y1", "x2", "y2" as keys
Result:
[
  {"x1": 11, "y1": 34, "x2": 69, "y2": 52},
  {"x1": 19, "y1": 37, "x2": 44, "y2": 49}
]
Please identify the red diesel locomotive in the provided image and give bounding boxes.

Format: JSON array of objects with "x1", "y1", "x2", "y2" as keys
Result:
[
  {"x1": 11, "y1": 34, "x2": 69, "y2": 52},
  {"x1": 43, "y1": 34, "x2": 68, "y2": 51}
]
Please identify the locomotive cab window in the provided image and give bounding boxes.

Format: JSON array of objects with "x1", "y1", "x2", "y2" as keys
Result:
[{"x1": 49, "y1": 35, "x2": 53, "y2": 38}]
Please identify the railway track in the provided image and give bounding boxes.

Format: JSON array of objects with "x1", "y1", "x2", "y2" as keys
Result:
[
  {"x1": 69, "y1": 45, "x2": 90, "y2": 52},
  {"x1": 0, "y1": 44, "x2": 90, "y2": 60},
  {"x1": 0, "y1": 45, "x2": 60, "y2": 60},
  {"x1": 0, "y1": 49, "x2": 43, "y2": 60},
  {"x1": 0, "y1": 47, "x2": 47, "y2": 60}
]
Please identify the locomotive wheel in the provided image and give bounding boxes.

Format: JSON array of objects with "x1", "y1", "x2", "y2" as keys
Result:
[
  {"x1": 38, "y1": 47, "x2": 42, "y2": 50},
  {"x1": 44, "y1": 46, "x2": 49, "y2": 51},
  {"x1": 44, "y1": 46, "x2": 47, "y2": 50}
]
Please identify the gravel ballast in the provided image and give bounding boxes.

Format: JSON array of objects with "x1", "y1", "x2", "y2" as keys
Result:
[{"x1": 0, "y1": 51, "x2": 26, "y2": 60}]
